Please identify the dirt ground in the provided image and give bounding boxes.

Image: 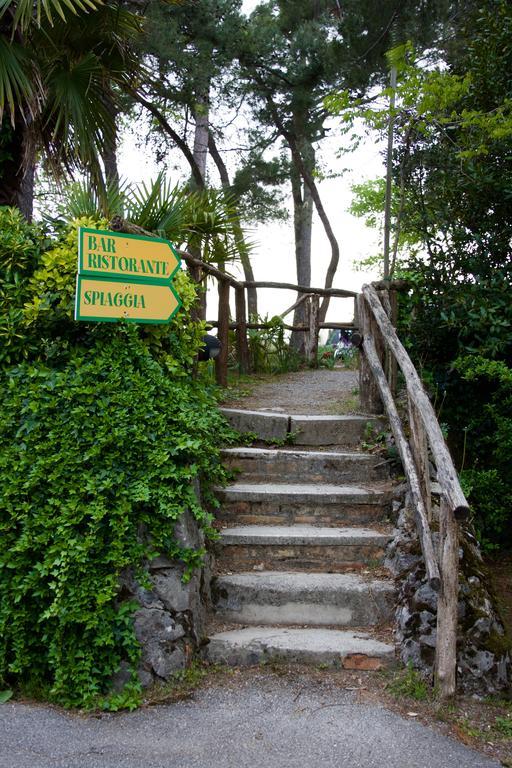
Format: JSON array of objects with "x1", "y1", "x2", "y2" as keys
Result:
[{"x1": 222, "y1": 365, "x2": 361, "y2": 415}]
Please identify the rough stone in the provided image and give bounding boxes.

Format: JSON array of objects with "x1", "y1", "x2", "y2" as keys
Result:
[
  {"x1": 412, "y1": 584, "x2": 438, "y2": 613},
  {"x1": 220, "y1": 408, "x2": 289, "y2": 442},
  {"x1": 387, "y1": 484, "x2": 511, "y2": 695},
  {"x1": 134, "y1": 608, "x2": 188, "y2": 681}
]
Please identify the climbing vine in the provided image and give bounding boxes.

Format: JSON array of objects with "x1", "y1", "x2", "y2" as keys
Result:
[{"x1": 0, "y1": 209, "x2": 236, "y2": 707}]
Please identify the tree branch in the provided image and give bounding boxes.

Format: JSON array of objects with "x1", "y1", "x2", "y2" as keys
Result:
[{"x1": 128, "y1": 88, "x2": 204, "y2": 188}]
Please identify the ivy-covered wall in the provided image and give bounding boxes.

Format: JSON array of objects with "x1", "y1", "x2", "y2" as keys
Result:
[{"x1": 0, "y1": 208, "x2": 235, "y2": 709}]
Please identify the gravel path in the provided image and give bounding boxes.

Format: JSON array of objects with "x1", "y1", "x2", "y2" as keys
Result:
[
  {"x1": 0, "y1": 674, "x2": 499, "y2": 768},
  {"x1": 224, "y1": 366, "x2": 360, "y2": 414}
]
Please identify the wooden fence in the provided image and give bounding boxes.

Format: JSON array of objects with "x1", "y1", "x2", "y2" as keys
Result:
[
  {"x1": 355, "y1": 283, "x2": 469, "y2": 698},
  {"x1": 178, "y1": 249, "x2": 357, "y2": 386}
]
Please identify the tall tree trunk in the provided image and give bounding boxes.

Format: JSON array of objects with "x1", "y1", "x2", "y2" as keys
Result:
[
  {"x1": 191, "y1": 94, "x2": 209, "y2": 186},
  {"x1": 189, "y1": 91, "x2": 210, "y2": 320},
  {"x1": 207, "y1": 132, "x2": 258, "y2": 319},
  {"x1": 290, "y1": 163, "x2": 313, "y2": 353},
  {"x1": 101, "y1": 89, "x2": 119, "y2": 191},
  {"x1": 260, "y1": 93, "x2": 341, "y2": 324},
  {"x1": 0, "y1": 118, "x2": 34, "y2": 218}
]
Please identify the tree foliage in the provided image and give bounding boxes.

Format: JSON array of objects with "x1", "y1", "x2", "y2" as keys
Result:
[{"x1": 330, "y1": 0, "x2": 512, "y2": 547}]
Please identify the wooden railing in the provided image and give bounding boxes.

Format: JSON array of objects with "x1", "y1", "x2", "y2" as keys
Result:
[
  {"x1": 179, "y1": 249, "x2": 357, "y2": 386},
  {"x1": 355, "y1": 282, "x2": 470, "y2": 698}
]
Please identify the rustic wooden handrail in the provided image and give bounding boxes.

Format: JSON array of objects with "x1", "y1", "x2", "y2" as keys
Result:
[
  {"x1": 244, "y1": 281, "x2": 357, "y2": 298},
  {"x1": 357, "y1": 282, "x2": 470, "y2": 699},
  {"x1": 362, "y1": 284, "x2": 470, "y2": 519},
  {"x1": 362, "y1": 333, "x2": 441, "y2": 591}
]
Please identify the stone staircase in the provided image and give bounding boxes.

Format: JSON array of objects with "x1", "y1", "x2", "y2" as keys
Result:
[{"x1": 205, "y1": 408, "x2": 397, "y2": 669}]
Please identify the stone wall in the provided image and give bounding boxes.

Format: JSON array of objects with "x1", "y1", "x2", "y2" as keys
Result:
[
  {"x1": 386, "y1": 486, "x2": 511, "y2": 695},
  {"x1": 115, "y1": 507, "x2": 211, "y2": 690}
]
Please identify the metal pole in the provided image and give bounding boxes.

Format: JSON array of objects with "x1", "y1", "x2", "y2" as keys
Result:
[{"x1": 383, "y1": 66, "x2": 397, "y2": 280}]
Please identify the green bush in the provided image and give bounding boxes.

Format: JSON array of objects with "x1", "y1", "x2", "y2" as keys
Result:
[
  {"x1": 248, "y1": 315, "x2": 301, "y2": 374},
  {"x1": 0, "y1": 207, "x2": 50, "y2": 365},
  {"x1": 0, "y1": 209, "x2": 236, "y2": 707},
  {"x1": 453, "y1": 355, "x2": 512, "y2": 550},
  {"x1": 0, "y1": 328, "x2": 235, "y2": 707}
]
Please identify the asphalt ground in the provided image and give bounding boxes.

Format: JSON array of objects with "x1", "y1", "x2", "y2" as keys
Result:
[{"x1": 0, "y1": 674, "x2": 500, "y2": 768}]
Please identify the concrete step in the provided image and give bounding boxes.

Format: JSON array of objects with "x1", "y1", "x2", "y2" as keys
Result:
[
  {"x1": 214, "y1": 524, "x2": 391, "y2": 573},
  {"x1": 215, "y1": 482, "x2": 391, "y2": 526},
  {"x1": 212, "y1": 571, "x2": 395, "y2": 627},
  {"x1": 205, "y1": 626, "x2": 395, "y2": 669},
  {"x1": 221, "y1": 447, "x2": 389, "y2": 484},
  {"x1": 290, "y1": 415, "x2": 383, "y2": 447},
  {"x1": 220, "y1": 408, "x2": 383, "y2": 447}
]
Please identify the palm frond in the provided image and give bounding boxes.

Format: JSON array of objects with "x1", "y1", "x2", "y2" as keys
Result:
[
  {"x1": 0, "y1": 0, "x2": 103, "y2": 34},
  {"x1": 0, "y1": 35, "x2": 35, "y2": 120},
  {"x1": 125, "y1": 173, "x2": 191, "y2": 242},
  {"x1": 56, "y1": 176, "x2": 130, "y2": 220},
  {"x1": 41, "y1": 51, "x2": 114, "y2": 185}
]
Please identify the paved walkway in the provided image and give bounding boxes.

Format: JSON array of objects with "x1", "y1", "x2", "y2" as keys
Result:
[{"x1": 0, "y1": 675, "x2": 499, "y2": 768}]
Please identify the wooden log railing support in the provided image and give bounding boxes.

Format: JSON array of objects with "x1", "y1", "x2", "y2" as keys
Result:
[
  {"x1": 435, "y1": 496, "x2": 459, "y2": 698},
  {"x1": 388, "y1": 288, "x2": 398, "y2": 395},
  {"x1": 362, "y1": 284, "x2": 470, "y2": 520},
  {"x1": 357, "y1": 295, "x2": 383, "y2": 414},
  {"x1": 235, "y1": 285, "x2": 250, "y2": 375},
  {"x1": 215, "y1": 279, "x2": 230, "y2": 387},
  {"x1": 207, "y1": 321, "x2": 356, "y2": 332},
  {"x1": 279, "y1": 292, "x2": 312, "y2": 320},
  {"x1": 362, "y1": 334, "x2": 441, "y2": 590},
  {"x1": 304, "y1": 294, "x2": 320, "y2": 366},
  {"x1": 408, "y1": 394, "x2": 432, "y2": 523}
]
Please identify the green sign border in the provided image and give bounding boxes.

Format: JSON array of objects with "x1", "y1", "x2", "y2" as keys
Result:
[
  {"x1": 74, "y1": 273, "x2": 182, "y2": 324},
  {"x1": 78, "y1": 227, "x2": 181, "y2": 284}
]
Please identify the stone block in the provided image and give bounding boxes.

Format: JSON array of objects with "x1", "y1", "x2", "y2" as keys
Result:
[{"x1": 220, "y1": 408, "x2": 289, "y2": 442}]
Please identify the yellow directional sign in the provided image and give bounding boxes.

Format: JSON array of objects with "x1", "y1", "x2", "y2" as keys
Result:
[
  {"x1": 78, "y1": 227, "x2": 180, "y2": 283},
  {"x1": 75, "y1": 276, "x2": 181, "y2": 324}
]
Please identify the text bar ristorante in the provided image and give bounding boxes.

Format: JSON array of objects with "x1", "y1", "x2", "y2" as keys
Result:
[{"x1": 78, "y1": 227, "x2": 180, "y2": 283}]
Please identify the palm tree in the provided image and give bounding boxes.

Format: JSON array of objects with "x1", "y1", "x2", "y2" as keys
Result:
[{"x1": 0, "y1": 0, "x2": 143, "y2": 218}]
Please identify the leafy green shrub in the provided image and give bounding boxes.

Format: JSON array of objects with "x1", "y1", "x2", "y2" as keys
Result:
[
  {"x1": 451, "y1": 355, "x2": 512, "y2": 550},
  {"x1": 0, "y1": 211, "x2": 236, "y2": 708},
  {"x1": 0, "y1": 207, "x2": 49, "y2": 365},
  {"x1": 0, "y1": 329, "x2": 235, "y2": 707},
  {"x1": 248, "y1": 315, "x2": 301, "y2": 374}
]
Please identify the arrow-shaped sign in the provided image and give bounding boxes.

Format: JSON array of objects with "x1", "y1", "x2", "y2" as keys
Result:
[
  {"x1": 78, "y1": 227, "x2": 180, "y2": 283},
  {"x1": 75, "y1": 276, "x2": 181, "y2": 324}
]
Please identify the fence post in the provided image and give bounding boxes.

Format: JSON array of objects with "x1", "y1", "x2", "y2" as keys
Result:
[
  {"x1": 408, "y1": 394, "x2": 432, "y2": 523},
  {"x1": 435, "y1": 496, "x2": 459, "y2": 698},
  {"x1": 305, "y1": 294, "x2": 320, "y2": 366},
  {"x1": 357, "y1": 294, "x2": 383, "y2": 414},
  {"x1": 235, "y1": 285, "x2": 250, "y2": 374},
  {"x1": 215, "y1": 279, "x2": 230, "y2": 387}
]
